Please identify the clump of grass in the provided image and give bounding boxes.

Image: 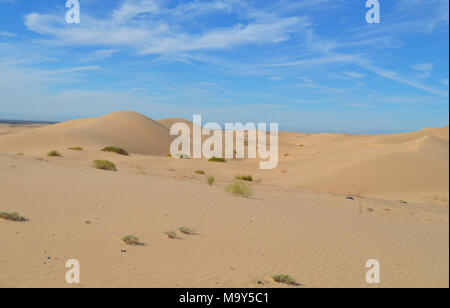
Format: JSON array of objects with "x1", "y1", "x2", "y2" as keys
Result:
[
  {"x1": 68, "y1": 147, "x2": 83, "y2": 151},
  {"x1": 101, "y1": 146, "x2": 129, "y2": 156},
  {"x1": 172, "y1": 153, "x2": 190, "y2": 159},
  {"x1": 235, "y1": 175, "x2": 253, "y2": 182},
  {"x1": 195, "y1": 170, "x2": 205, "y2": 175},
  {"x1": 284, "y1": 153, "x2": 290, "y2": 157},
  {"x1": 178, "y1": 226, "x2": 196, "y2": 235},
  {"x1": 93, "y1": 160, "x2": 117, "y2": 171},
  {"x1": 208, "y1": 156, "x2": 226, "y2": 163},
  {"x1": 225, "y1": 180, "x2": 253, "y2": 197},
  {"x1": 299, "y1": 144, "x2": 304, "y2": 147},
  {"x1": 47, "y1": 150, "x2": 62, "y2": 157},
  {"x1": 272, "y1": 274, "x2": 298, "y2": 286},
  {"x1": 121, "y1": 235, "x2": 141, "y2": 245},
  {"x1": 207, "y1": 176, "x2": 215, "y2": 186},
  {"x1": 0, "y1": 212, "x2": 27, "y2": 222},
  {"x1": 167, "y1": 154, "x2": 172, "y2": 158},
  {"x1": 165, "y1": 231, "x2": 179, "y2": 239}
]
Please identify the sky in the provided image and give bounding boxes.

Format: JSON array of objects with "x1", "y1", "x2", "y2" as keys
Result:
[{"x1": 0, "y1": 0, "x2": 448, "y2": 133}]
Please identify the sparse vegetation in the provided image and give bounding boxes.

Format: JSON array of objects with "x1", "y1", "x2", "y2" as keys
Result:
[
  {"x1": 172, "y1": 153, "x2": 190, "y2": 159},
  {"x1": 299, "y1": 144, "x2": 304, "y2": 147},
  {"x1": 93, "y1": 160, "x2": 117, "y2": 171},
  {"x1": 195, "y1": 170, "x2": 205, "y2": 175},
  {"x1": 207, "y1": 176, "x2": 215, "y2": 186},
  {"x1": 68, "y1": 147, "x2": 83, "y2": 151},
  {"x1": 225, "y1": 180, "x2": 253, "y2": 197},
  {"x1": 165, "y1": 231, "x2": 178, "y2": 239},
  {"x1": 235, "y1": 175, "x2": 253, "y2": 182},
  {"x1": 0, "y1": 212, "x2": 27, "y2": 222},
  {"x1": 178, "y1": 226, "x2": 196, "y2": 235},
  {"x1": 47, "y1": 150, "x2": 62, "y2": 157},
  {"x1": 272, "y1": 274, "x2": 298, "y2": 286},
  {"x1": 101, "y1": 146, "x2": 129, "y2": 156},
  {"x1": 208, "y1": 156, "x2": 226, "y2": 163},
  {"x1": 284, "y1": 153, "x2": 290, "y2": 157},
  {"x1": 121, "y1": 235, "x2": 141, "y2": 245}
]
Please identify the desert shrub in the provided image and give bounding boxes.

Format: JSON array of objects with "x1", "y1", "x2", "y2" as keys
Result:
[
  {"x1": 272, "y1": 274, "x2": 298, "y2": 286},
  {"x1": 68, "y1": 147, "x2": 83, "y2": 151},
  {"x1": 225, "y1": 180, "x2": 253, "y2": 197},
  {"x1": 172, "y1": 153, "x2": 190, "y2": 159},
  {"x1": 47, "y1": 150, "x2": 62, "y2": 157},
  {"x1": 235, "y1": 175, "x2": 253, "y2": 182},
  {"x1": 207, "y1": 176, "x2": 215, "y2": 186},
  {"x1": 165, "y1": 231, "x2": 178, "y2": 239},
  {"x1": 122, "y1": 235, "x2": 141, "y2": 245},
  {"x1": 195, "y1": 170, "x2": 205, "y2": 175},
  {"x1": 178, "y1": 226, "x2": 196, "y2": 235},
  {"x1": 208, "y1": 156, "x2": 226, "y2": 163},
  {"x1": 101, "y1": 146, "x2": 129, "y2": 156},
  {"x1": 93, "y1": 160, "x2": 117, "y2": 171},
  {"x1": 0, "y1": 212, "x2": 27, "y2": 222}
]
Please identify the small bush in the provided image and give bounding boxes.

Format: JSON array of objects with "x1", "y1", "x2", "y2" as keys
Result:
[
  {"x1": 165, "y1": 231, "x2": 178, "y2": 239},
  {"x1": 235, "y1": 175, "x2": 253, "y2": 182},
  {"x1": 225, "y1": 180, "x2": 253, "y2": 197},
  {"x1": 272, "y1": 274, "x2": 298, "y2": 286},
  {"x1": 102, "y1": 146, "x2": 129, "y2": 156},
  {"x1": 47, "y1": 150, "x2": 62, "y2": 157},
  {"x1": 93, "y1": 160, "x2": 117, "y2": 171},
  {"x1": 208, "y1": 156, "x2": 226, "y2": 163},
  {"x1": 0, "y1": 212, "x2": 27, "y2": 222},
  {"x1": 207, "y1": 176, "x2": 215, "y2": 186},
  {"x1": 172, "y1": 153, "x2": 190, "y2": 159},
  {"x1": 178, "y1": 226, "x2": 196, "y2": 235},
  {"x1": 195, "y1": 170, "x2": 205, "y2": 175},
  {"x1": 122, "y1": 235, "x2": 141, "y2": 245},
  {"x1": 68, "y1": 147, "x2": 83, "y2": 151}
]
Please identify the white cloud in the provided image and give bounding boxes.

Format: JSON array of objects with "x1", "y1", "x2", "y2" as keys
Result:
[
  {"x1": 23, "y1": 1, "x2": 308, "y2": 55},
  {"x1": 343, "y1": 71, "x2": 365, "y2": 79}
]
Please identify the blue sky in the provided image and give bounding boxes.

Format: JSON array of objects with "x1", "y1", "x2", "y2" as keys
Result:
[{"x1": 0, "y1": 0, "x2": 448, "y2": 133}]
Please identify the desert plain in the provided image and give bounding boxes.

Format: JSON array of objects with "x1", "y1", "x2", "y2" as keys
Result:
[{"x1": 0, "y1": 111, "x2": 448, "y2": 288}]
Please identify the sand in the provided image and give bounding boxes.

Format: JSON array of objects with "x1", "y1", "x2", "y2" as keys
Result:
[{"x1": 0, "y1": 111, "x2": 448, "y2": 288}]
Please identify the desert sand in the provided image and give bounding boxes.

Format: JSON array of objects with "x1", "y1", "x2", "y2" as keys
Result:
[{"x1": 0, "y1": 111, "x2": 448, "y2": 288}]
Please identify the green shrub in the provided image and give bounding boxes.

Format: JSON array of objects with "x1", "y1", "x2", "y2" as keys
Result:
[
  {"x1": 195, "y1": 170, "x2": 205, "y2": 175},
  {"x1": 165, "y1": 231, "x2": 178, "y2": 239},
  {"x1": 68, "y1": 147, "x2": 83, "y2": 151},
  {"x1": 225, "y1": 180, "x2": 253, "y2": 197},
  {"x1": 207, "y1": 176, "x2": 215, "y2": 186},
  {"x1": 272, "y1": 274, "x2": 298, "y2": 286},
  {"x1": 172, "y1": 153, "x2": 190, "y2": 159},
  {"x1": 235, "y1": 175, "x2": 253, "y2": 182},
  {"x1": 0, "y1": 212, "x2": 27, "y2": 222},
  {"x1": 93, "y1": 160, "x2": 117, "y2": 171},
  {"x1": 122, "y1": 235, "x2": 141, "y2": 245},
  {"x1": 47, "y1": 150, "x2": 62, "y2": 157},
  {"x1": 208, "y1": 156, "x2": 226, "y2": 163},
  {"x1": 101, "y1": 146, "x2": 129, "y2": 156},
  {"x1": 178, "y1": 226, "x2": 196, "y2": 235}
]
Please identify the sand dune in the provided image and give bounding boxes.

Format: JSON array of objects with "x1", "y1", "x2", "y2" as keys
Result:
[
  {"x1": 0, "y1": 111, "x2": 174, "y2": 156},
  {"x1": 0, "y1": 112, "x2": 448, "y2": 288}
]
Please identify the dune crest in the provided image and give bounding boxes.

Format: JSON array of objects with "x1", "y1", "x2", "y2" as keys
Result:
[{"x1": 0, "y1": 111, "x2": 174, "y2": 156}]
